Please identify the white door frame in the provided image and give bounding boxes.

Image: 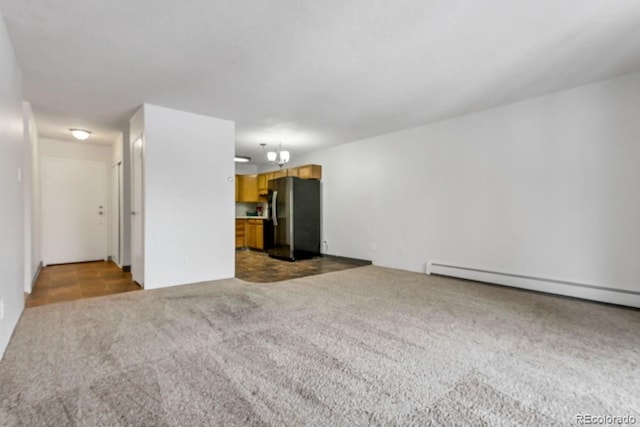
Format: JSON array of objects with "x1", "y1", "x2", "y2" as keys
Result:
[
  {"x1": 111, "y1": 160, "x2": 122, "y2": 266},
  {"x1": 131, "y1": 136, "x2": 145, "y2": 286}
]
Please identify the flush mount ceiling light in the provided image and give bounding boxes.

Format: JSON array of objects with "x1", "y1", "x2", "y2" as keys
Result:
[
  {"x1": 70, "y1": 129, "x2": 91, "y2": 140},
  {"x1": 234, "y1": 155, "x2": 251, "y2": 163},
  {"x1": 260, "y1": 143, "x2": 290, "y2": 168}
]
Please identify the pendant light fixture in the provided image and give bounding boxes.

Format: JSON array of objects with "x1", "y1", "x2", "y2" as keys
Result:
[{"x1": 261, "y1": 143, "x2": 290, "y2": 168}]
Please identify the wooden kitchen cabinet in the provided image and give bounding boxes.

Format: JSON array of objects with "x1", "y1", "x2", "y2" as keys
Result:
[
  {"x1": 236, "y1": 219, "x2": 265, "y2": 250},
  {"x1": 246, "y1": 220, "x2": 256, "y2": 248},
  {"x1": 257, "y1": 173, "x2": 268, "y2": 196},
  {"x1": 238, "y1": 164, "x2": 322, "y2": 202},
  {"x1": 236, "y1": 174, "x2": 258, "y2": 202},
  {"x1": 235, "y1": 219, "x2": 246, "y2": 248},
  {"x1": 262, "y1": 164, "x2": 321, "y2": 181},
  {"x1": 271, "y1": 169, "x2": 287, "y2": 179},
  {"x1": 255, "y1": 221, "x2": 264, "y2": 249},
  {"x1": 297, "y1": 164, "x2": 322, "y2": 180},
  {"x1": 247, "y1": 219, "x2": 264, "y2": 250}
]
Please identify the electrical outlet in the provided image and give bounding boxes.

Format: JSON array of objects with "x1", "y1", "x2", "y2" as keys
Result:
[
  {"x1": 0, "y1": 299, "x2": 5, "y2": 320},
  {"x1": 370, "y1": 243, "x2": 377, "y2": 251},
  {"x1": 182, "y1": 256, "x2": 188, "y2": 264}
]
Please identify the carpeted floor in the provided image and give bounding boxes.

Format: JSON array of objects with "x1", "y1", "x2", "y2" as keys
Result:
[{"x1": 1, "y1": 266, "x2": 638, "y2": 425}]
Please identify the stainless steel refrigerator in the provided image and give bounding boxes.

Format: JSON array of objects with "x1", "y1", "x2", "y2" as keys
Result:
[{"x1": 268, "y1": 176, "x2": 320, "y2": 261}]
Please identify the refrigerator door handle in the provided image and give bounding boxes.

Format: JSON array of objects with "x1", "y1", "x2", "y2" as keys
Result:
[{"x1": 272, "y1": 191, "x2": 278, "y2": 226}]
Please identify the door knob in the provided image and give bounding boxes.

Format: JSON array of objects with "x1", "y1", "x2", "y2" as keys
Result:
[{"x1": 131, "y1": 211, "x2": 137, "y2": 215}]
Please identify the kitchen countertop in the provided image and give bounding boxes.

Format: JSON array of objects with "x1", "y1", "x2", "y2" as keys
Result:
[{"x1": 236, "y1": 216, "x2": 269, "y2": 220}]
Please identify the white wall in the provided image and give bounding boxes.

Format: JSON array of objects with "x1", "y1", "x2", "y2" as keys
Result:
[
  {"x1": 292, "y1": 72, "x2": 640, "y2": 305},
  {"x1": 39, "y1": 138, "x2": 112, "y2": 162},
  {"x1": 0, "y1": 12, "x2": 25, "y2": 360},
  {"x1": 112, "y1": 133, "x2": 123, "y2": 162},
  {"x1": 141, "y1": 104, "x2": 235, "y2": 289},
  {"x1": 22, "y1": 102, "x2": 40, "y2": 292}
]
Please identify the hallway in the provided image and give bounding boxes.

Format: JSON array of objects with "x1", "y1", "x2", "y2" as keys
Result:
[{"x1": 26, "y1": 261, "x2": 141, "y2": 307}]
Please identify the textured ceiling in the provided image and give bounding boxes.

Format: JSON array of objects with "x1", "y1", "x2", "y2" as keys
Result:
[{"x1": 2, "y1": 1, "x2": 640, "y2": 159}]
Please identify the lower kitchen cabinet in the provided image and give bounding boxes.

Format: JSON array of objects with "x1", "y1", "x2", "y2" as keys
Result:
[
  {"x1": 247, "y1": 219, "x2": 264, "y2": 250},
  {"x1": 255, "y1": 221, "x2": 264, "y2": 249},
  {"x1": 246, "y1": 220, "x2": 256, "y2": 248},
  {"x1": 236, "y1": 219, "x2": 265, "y2": 250},
  {"x1": 235, "y1": 219, "x2": 245, "y2": 248}
]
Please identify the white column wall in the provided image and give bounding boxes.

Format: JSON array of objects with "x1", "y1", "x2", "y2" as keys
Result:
[{"x1": 141, "y1": 104, "x2": 235, "y2": 289}]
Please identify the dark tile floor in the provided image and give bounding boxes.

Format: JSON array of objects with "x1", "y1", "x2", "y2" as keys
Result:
[
  {"x1": 26, "y1": 261, "x2": 141, "y2": 307},
  {"x1": 235, "y1": 250, "x2": 370, "y2": 283},
  {"x1": 26, "y1": 253, "x2": 368, "y2": 307}
]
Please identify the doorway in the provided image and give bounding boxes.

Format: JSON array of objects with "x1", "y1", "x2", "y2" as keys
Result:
[{"x1": 42, "y1": 157, "x2": 107, "y2": 265}]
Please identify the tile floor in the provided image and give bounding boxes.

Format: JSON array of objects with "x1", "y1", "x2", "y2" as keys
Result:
[
  {"x1": 26, "y1": 261, "x2": 141, "y2": 307},
  {"x1": 235, "y1": 250, "x2": 370, "y2": 283},
  {"x1": 25, "y1": 252, "x2": 369, "y2": 307}
]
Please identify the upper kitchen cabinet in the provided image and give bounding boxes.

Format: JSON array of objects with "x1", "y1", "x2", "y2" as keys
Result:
[
  {"x1": 236, "y1": 174, "x2": 259, "y2": 202},
  {"x1": 272, "y1": 169, "x2": 287, "y2": 179},
  {"x1": 297, "y1": 164, "x2": 322, "y2": 180},
  {"x1": 251, "y1": 164, "x2": 323, "y2": 199},
  {"x1": 257, "y1": 173, "x2": 268, "y2": 196}
]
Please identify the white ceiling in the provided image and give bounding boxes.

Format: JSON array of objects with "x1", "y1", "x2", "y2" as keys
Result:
[{"x1": 2, "y1": 1, "x2": 640, "y2": 160}]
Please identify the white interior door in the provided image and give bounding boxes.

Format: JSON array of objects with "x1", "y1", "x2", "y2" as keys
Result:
[
  {"x1": 43, "y1": 158, "x2": 107, "y2": 265},
  {"x1": 131, "y1": 137, "x2": 144, "y2": 286}
]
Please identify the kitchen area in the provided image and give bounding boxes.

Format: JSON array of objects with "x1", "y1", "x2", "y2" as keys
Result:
[
  {"x1": 234, "y1": 164, "x2": 369, "y2": 282},
  {"x1": 235, "y1": 164, "x2": 322, "y2": 251}
]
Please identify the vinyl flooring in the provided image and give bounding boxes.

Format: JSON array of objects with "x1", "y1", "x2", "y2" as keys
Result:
[
  {"x1": 26, "y1": 261, "x2": 141, "y2": 307},
  {"x1": 25, "y1": 253, "x2": 367, "y2": 307},
  {"x1": 235, "y1": 250, "x2": 370, "y2": 283}
]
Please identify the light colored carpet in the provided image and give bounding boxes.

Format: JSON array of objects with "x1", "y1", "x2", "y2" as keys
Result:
[{"x1": 1, "y1": 266, "x2": 638, "y2": 426}]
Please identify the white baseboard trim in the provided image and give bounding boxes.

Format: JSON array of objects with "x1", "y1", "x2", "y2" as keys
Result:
[{"x1": 427, "y1": 261, "x2": 640, "y2": 308}]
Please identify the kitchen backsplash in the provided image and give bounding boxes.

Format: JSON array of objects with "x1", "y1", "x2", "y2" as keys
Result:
[{"x1": 235, "y1": 202, "x2": 268, "y2": 217}]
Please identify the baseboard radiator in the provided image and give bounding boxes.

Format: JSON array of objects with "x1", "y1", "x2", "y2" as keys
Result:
[{"x1": 427, "y1": 261, "x2": 640, "y2": 309}]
